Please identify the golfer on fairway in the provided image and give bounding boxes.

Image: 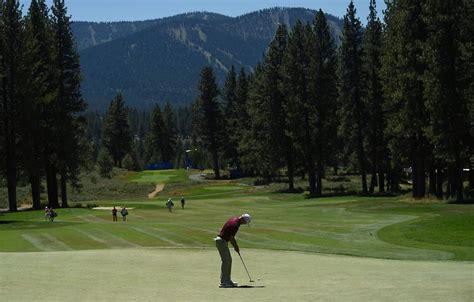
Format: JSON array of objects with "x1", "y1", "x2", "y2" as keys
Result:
[{"x1": 215, "y1": 213, "x2": 251, "y2": 288}]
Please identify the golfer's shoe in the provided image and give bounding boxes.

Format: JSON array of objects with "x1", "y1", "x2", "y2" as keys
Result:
[{"x1": 219, "y1": 282, "x2": 238, "y2": 288}]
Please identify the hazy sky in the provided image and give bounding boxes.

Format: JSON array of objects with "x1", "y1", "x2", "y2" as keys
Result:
[{"x1": 19, "y1": 0, "x2": 386, "y2": 23}]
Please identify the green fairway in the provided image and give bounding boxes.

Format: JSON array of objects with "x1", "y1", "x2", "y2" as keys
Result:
[
  {"x1": 1, "y1": 172, "x2": 473, "y2": 301},
  {"x1": 0, "y1": 179, "x2": 472, "y2": 260},
  {"x1": 127, "y1": 169, "x2": 188, "y2": 184}
]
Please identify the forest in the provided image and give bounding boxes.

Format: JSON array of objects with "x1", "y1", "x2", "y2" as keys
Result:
[{"x1": 0, "y1": 0, "x2": 472, "y2": 212}]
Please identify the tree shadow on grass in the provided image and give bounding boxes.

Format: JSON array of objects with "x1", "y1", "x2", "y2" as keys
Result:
[{"x1": 0, "y1": 221, "x2": 81, "y2": 231}]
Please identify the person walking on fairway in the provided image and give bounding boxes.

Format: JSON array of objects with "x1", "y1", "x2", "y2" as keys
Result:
[
  {"x1": 112, "y1": 206, "x2": 118, "y2": 222},
  {"x1": 166, "y1": 197, "x2": 174, "y2": 212},
  {"x1": 214, "y1": 213, "x2": 251, "y2": 288},
  {"x1": 120, "y1": 207, "x2": 128, "y2": 221},
  {"x1": 180, "y1": 196, "x2": 185, "y2": 209}
]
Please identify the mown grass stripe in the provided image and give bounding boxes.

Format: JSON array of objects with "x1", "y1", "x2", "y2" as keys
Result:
[
  {"x1": 21, "y1": 234, "x2": 53, "y2": 251},
  {"x1": 42, "y1": 234, "x2": 73, "y2": 251},
  {"x1": 76, "y1": 215, "x2": 107, "y2": 223},
  {"x1": 74, "y1": 228, "x2": 109, "y2": 247},
  {"x1": 131, "y1": 226, "x2": 182, "y2": 246},
  {"x1": 21, "y1": 234, "x2": 73, "y2": 251},
  {"x1": 89, "y1": 229, "x2": 140, "y2": 248}
]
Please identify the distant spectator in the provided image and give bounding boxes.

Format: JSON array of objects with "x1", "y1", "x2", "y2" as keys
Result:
[
  {"x1": 49, "y1": 208, "x2": 57, "y2": 222},
  {"x1": 44, "y1": 206, "x2": 50, "y2": 222},
  {"x1": 121, "y1": 207, "x2": 128, "y2": 221},
  {"x1": 166, "y1": 197, "x2": 174, "y2": 212},
  {"x1": 181, "y1": 196, "x2": 186, "y2": 209},
  {"x1": 112, "y1": 206, "x2": 118, "y2": 222}
]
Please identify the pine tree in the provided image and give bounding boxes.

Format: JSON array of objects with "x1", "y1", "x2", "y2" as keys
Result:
[
  {"x1": 145, "y1": 104, "x2": 165, "y2": 163},
  {"x1": 338, "y1": 1, "x2": 368, "y2": 194},
  {"x1": 382, "y1": 0, "x2": 429, "y2": 198},
  {"x1": 422, "y1": 0, "x2": 470, "y2": 202},
  {"x1": 309, "y1": 10, "x2": 339, "y2": 196},
  {"x1": 222, "y1": 65, "x2": 238, "y2": 168},
  {"x1": 23, "y1": 0, "x2": 54, "y2": 209},
  {"x1": 0, "y1": 0, "x2": 25, "y2": 211},
  {"x1": 194, "y1": 66, "x2": 222, "y2": 179},
  {"x1": 162, "y1": 102, "x2": 177, "y2": 163},
  {"x1": 102, "y1": 93, "x2": 131, "y2": 167},
  {"x1": 283, "y1": 21, "x2": 316, "y2": 194},
  {"x1": 362, "y1": 0, "x2": 386, "y2": 194},
  {"x1": 51, "y1": 0, "x2": 87, "y2": 207}
]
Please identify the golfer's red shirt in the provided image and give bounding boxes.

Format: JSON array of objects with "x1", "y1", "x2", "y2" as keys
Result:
[{"x1": 218, "y1": 217, "x2": 241, "y2": 242}]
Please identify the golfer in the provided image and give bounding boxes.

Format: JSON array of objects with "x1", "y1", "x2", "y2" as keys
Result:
[{"x1": 214, "y1": 213, "x2": 251, "y2": 288}]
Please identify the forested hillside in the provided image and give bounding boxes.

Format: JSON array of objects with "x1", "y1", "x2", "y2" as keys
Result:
[{"x1": 72, "y1": 8, "x2": 343, "y2": 110}]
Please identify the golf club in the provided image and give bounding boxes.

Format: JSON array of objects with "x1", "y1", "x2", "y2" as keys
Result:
[{"x1": 238, "y1": 252, "x2": 254, "y2": 282}]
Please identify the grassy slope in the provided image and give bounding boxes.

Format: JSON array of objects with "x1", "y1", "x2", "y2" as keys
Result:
[{"x1": 0, "y1": 169, "x2": 472, "y2": 261}]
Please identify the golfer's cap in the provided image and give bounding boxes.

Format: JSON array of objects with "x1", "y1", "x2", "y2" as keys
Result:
[{"x1": 242, "y1": 213, "x2": 251, "y2": 224}]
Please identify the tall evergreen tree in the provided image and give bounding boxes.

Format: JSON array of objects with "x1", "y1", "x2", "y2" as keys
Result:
[
  {"x1": 23, "y1": 0, "x2": 54, "y2": 209},
  {"x1": 309, "y1": 10, "x2": 339, "y2": 196},
  {"x1": 162, "y1": 102, "x2": 177, "y2": 163},
  {"x1": 242, "y1": 24, "x2": 293, "y2": 188},
  {"x1": 382, "y1": 0, "x2": 429, "y2": 198},
  {"x1": 222, "y1": 65, "x2": 238, "y2": 168},
  {"x1": 362, "y1": 0, "x2": 386, "y2": 194},
  {"x1": 194, "y1": 66, "x2": 222, "y2": 179},
  {"x1": 338, "y1": 1, "x2": 368, "y2": 194},
  {"x1": 283, "y1": 21, "x2": 316, "y2": 194},
  {"x1": 102, "y1": 93, "x2": 131, "y2": 167},
  {"x1": 51, "y1": 0, "x2": 87, "y2": 207},
  {"x1": 145, "y1": 104, "x2": 165, "y2": 163},
  {"x1": 422, "y1": 0, "x2": 470, "y2": 202},
  {"x1": 0, "y1": 0, "x2": 25, "y2": 211}
]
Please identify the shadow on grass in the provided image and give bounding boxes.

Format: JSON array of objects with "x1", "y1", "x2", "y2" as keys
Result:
[{"x1": 0, "y1": 221, "x2": 81, "y2": 231}]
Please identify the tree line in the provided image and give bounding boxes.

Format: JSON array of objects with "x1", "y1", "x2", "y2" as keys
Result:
[
  {"x1": 192, "y1": 0, "x2": 473, "y2": 202},
  {"x1": 0, "y1": 0, "x2": 86, "y2": 211}
]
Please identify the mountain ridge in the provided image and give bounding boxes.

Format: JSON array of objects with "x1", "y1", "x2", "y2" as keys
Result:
[{"x1": 72, "y1": 8, "x2": 343, "y2": 110}]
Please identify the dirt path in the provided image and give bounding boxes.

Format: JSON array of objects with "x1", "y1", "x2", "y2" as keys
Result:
[
  {"x1": 148, "y1": 184, "x2": 165, "y2": 198},
  {"x1": 0, "y1": 248, "x2": 471, "y2": 301}
]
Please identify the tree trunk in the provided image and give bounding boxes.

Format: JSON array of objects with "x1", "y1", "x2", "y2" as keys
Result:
[
  {"x1": 369, "y1": 171, "x2": 377, "y2": 194},
  {"x1": 30, "y1": 170, "x2": 41, "y2": 210},
  {"x1": 46, "y1": 163, "x2": 60, "y2": 208},
  {"x1": 316, "y1": 158, "x2": 323, "y2": 197},
  {"x1": 436, "y1": 166, "x2": 443, "y2": 199},
  {"x1": 357, "y1": 131, "x2": 368, "y2": 194},
  {"x1": 378, "y1": 167, "x2": 385, "y2": 193},
  {"x1": 211, "y1": 147, "x2": 220, "y2": 179},
  {"x1": 6, "y1": 145, "x2": 17, "y2": 212},
  {"x1": 429, "y1": 166, "x2": 436, "y2": 196},
  {"x1": 286, "y1": 148, "x2": 294, "y2": 191},
  {"x1": 61, "y1": 172, "x2": 68, "y2": 208},
  {"x1": 454, "y1": 152, "x2": 464, "y2": 202},
  {"x1": 416, "y1": 154, "x2": 426, "y2": 198}
]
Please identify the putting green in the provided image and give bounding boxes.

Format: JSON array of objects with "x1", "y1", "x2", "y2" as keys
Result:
[{"x1": 0, "y1": 248, "x2": 471, "y2": 301}]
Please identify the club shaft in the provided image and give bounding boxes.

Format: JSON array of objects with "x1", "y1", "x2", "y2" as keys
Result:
[{"x1": 238, "y1": 253, "x2": 253, "y2": 281}]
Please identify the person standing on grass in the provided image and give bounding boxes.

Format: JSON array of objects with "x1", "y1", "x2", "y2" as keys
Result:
[
  {"x1": 121, "y1": 207, "x2": 128, "y2": 221},
  {"x1": 112, "y1": 206, "x2": 118, "y2": 222},
  {"x1": 44, "y1": 206, "x2": 50, "y2": 222},
  {"x1": 214, "y1": 213, "x2": 251, "y2": 288},
  {"x1": 166, "y1": 197, "x2": 174, "y2": 212},
  {"x1": 180, "y1": 196, "x2": 185, "y2": 209}
]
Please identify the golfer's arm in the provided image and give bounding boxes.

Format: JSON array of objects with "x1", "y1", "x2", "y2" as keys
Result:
[{"x1": 229, "y1": 236, "x2": 239, "y2": 251}]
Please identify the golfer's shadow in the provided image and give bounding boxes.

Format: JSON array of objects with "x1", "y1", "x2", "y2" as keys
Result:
[{"x1": 235, "y1": 285, "x2": 265, "y2": 288}]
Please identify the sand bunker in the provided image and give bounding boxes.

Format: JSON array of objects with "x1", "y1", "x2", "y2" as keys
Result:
[{"x1": 148, "y1": 184, "x2": 165, "y2": 198}]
